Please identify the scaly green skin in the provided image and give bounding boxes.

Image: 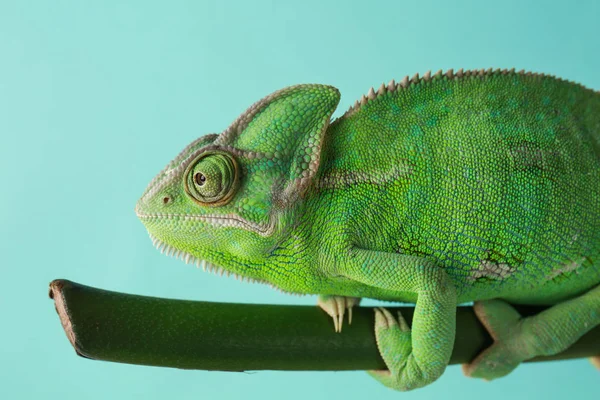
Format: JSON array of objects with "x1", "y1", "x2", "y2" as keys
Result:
[{"x1": 136, "y1": 69, "x2": 600, "y2": 391}]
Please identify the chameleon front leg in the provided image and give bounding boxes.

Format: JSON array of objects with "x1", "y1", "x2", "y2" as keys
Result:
[
  {"x1": 463, "y1": 283, "x2": 600, "y2": 380},
  {"x1": 342, "y1": 249, "x2": 457, "y2": 391}
]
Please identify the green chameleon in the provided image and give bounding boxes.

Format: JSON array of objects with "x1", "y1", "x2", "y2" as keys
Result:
[{"x1": 135, "y1": 68, "x2": 600, "y2": 391}]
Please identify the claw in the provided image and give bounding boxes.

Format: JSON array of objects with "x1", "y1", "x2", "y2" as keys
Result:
[
  {"x1": 374, "y1": 307, "x2": 385, "y2": 329},
  {"x1": 374, "y1": 308, "x2": 411, "y2": 334},
  {"x1": 337, "y1": 299, "x2": 344, "y2": 332},
  {"x1": 379, "y1": 307, "x2": 397, "y2": 327},
  {"x1": 397, "y1": 311, "x2": 410, "y2": 332},
  {"x1": 318, "y1": 295, "x2": 361, "y2": 332}
]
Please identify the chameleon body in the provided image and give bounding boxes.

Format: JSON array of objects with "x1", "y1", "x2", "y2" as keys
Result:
[{"x1": 136, "y1": 69, "x2": 600, "y2": 390}]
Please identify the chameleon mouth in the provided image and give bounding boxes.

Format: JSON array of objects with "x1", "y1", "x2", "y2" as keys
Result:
[{"x1": 135, "y1": 204, "x2": 275, "y2": 236}]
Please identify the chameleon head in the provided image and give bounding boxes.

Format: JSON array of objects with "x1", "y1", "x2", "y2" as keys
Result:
[{"x1": 135, "y1": 85, "x2": 340, "y2": 289}]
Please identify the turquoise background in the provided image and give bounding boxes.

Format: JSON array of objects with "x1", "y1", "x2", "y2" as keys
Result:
[{"x1": 1, "y1": 0, "x2": 598, "y2": 398}]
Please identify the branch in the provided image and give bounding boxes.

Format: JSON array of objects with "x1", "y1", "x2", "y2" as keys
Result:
[{"x1": 49, "y1": 279, "x2": 600, "y2": 371}]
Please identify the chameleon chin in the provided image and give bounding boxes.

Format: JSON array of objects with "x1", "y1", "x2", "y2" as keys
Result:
[{"x1": 136, "y1": 68, "x2": 600, "y2": 391}]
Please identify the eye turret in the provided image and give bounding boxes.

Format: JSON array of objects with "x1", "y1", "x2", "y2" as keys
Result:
[{"x1": 184, "y1": 150, "x2": 239, "y2": 206}]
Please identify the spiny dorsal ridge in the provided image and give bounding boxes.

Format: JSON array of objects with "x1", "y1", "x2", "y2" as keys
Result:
[{"x1": 342, "y1": 67, "x2": 596, "y2": 117}]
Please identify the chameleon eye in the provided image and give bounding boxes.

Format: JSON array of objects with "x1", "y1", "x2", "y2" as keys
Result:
[{"x1": 184, "y1": 150, "x2": 239, "y2": 206}]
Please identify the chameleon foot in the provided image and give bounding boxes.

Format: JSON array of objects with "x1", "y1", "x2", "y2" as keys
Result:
[
  {"x1": 317, "y1": 295, "x2": 360, "y2": 332},
  {"x1": 367, "y1": 307, "x2": 434, "y2": 391},
  {"x1": 465, "y1": 285, "x2": 600, "y2": 380},
  {"x1": 462, "y1": 300, "x2": 525, "y2": 380}
]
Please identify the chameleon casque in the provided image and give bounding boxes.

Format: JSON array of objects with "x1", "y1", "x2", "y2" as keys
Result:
[{"x1": 135, "y1": 68, "x2": 600, "y2": 391}]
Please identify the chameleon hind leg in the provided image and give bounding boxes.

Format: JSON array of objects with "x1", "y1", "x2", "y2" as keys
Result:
[{"x1": 463, "y1": 283, "x2": 600, "y2": 380}]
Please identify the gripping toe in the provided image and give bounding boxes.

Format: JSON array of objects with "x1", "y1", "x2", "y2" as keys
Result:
[
  {"x1": 462, "y1": 300, "x2": 524, "y2": 380},
  {"x1": 317, "y1": 295, "x2": 361, "y2": 332}
]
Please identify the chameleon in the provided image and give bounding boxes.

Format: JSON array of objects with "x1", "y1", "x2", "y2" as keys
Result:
[{"x1": 135, "y1": 68, "x2": 600, "y2": 391}]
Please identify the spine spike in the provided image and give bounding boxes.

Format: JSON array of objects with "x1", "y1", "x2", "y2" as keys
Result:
[
  {"x1": 387, "y1": 79, "x2": 396, "y2": 91},
  {"x1": 377, "y1": 83, "x2": 386, "y2": 95},
  {"x1": 367, "y1": 87, "x2": 376, "y2": 100},
  {"x1": 445, "y1": 68, "x2": 454, "y2": 78}
]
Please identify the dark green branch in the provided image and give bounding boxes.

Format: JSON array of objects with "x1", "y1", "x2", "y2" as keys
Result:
[{"x1": 49, "y1": 279, "x2": 600, "y2": 371}]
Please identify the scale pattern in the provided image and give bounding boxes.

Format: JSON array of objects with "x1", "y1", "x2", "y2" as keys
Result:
[{"x1": 314, "y1": 70, "x2": 600, "y2": 303}]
